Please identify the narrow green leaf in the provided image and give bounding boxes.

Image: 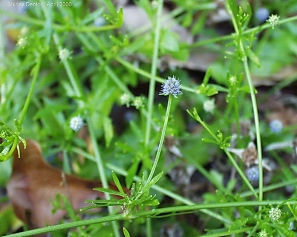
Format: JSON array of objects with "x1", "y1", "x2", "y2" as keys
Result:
[
  {"x1": 187, "y1": 108, "x2": 201, "y2": 122},
  {"x1": 115, "y1": 8, "x2": 123, "y2": 27},
  {"x1": 88, "y1": 198, "x2": 125, "y2": 206},
  {"x1": 123, "y1": 227, "x2": 130, "y2": 237},
  {"x1": 226, "y1": 0, "x2": 239, "y2": 26},
  {"x1": 93, "y1": 187, "x2": 125, "y2": 197},
  {"x1": 201, "y1": 138, "x2": 217, "y2": 145},
  {"x1": 103, "y1": 0, "x2": 117, "y2": 16},
  {"x1": 246, "y1": 48, "x2": 260, "y2": 67},
  {"x1": 142, "y1": 172, "x2": 163, "y2": 194},
  {"x1": 103, "y1": 116, "x2": 114, "y2": 147},
  {"x1": 126, "y1": 160, "x2": 139, "y2": 188},
  {"x1": 112, "y1": 171, "x2": 125, "y2": 195},
  {"x1": 202, "y1": 67, "x2": 212, "y2": 85}
]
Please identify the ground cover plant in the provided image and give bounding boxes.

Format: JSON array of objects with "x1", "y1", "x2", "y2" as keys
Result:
[{"x1": 1, "y1": 0, "x2": 297, "y2": 236}]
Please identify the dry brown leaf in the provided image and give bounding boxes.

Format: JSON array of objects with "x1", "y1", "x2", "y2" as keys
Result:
[{"x1": 6, "y1": 140, "x2": 121, "y2": 230}]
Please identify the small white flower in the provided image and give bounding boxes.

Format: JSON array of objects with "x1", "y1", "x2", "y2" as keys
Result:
[
  {"x1": 269, "y1": 119, "x2": 283, "y2": 133},
  {"x1": 258, "y1": 229, "x2": 268, "y2": 237},
  {"x1": 228, "y1": 75, "x2": 237, "y2": 86},
  {"x1": 120, "y1": 93, "x2": 132, "y2": 107},
  {"x1": 269, "y1": 207, "x2": 282, "y2": 222},
  {"x1": 17, "y1": 37, "x2": 27, "y2": 48},
  {"x1": 132, "y1": 96, "x2": 144, "y2": 109},
  {"x1": 203, "y1": 99, "x2": 215, "y2": 113},
  {"x1": 70, "y1": 116, "x2": 84, "y2": 132},
  {"x1": 267, "y1": 14, "x2": 280, "y2": 29},
  {"x1": 152, "y1": 0, "x2": 158, "y2": 8},
  {"x1": 20, "y1": 27, "x2": 29, "y2": 36},
  {"x1": 59, "y1": 48, "x2": 71, "y2": 61}
]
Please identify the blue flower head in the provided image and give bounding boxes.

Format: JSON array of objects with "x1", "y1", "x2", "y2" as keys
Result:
[
  {"x1": 269, "y1": 119, "x2": 283, "y2": 134},
  {"x1": 246, "y1": 165, "x2": 259, "y2": 182},
  {"x1": 160, "y1": 76, "x2": 182, "y2": 98}
]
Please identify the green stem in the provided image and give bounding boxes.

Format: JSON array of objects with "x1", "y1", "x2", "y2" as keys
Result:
[
  {"x1": 227, "y1": 0, "x2": 263, "y2": 203},
  {"x1": 146, "y1": 95, "x2": 172, "y2": 184},
  {"x1": 19, "y1": 58, "x2": 41, "y2": 125},
  {"x1": 145, "y1": 0, "x2": 164, "y2": 146},
  {"x1": 242, "y1": 59, "x2": 263, "y2": 202},
  {"x1": 116, "y1": 56, "x2": 199, "y2": 93},
  {"x1": 86, "y1": 117, "x2": 120, "y2": 237},
  {"x1": 52, "y1": 33, "x2": 84, "y2": 105},
  {"x1": 62, "y1": 150, "x2": 71, "y2": 174},
  {"x1": 53, "y1": 33, "x2": 120, "y2": 237},
  {"x1": 225, "y1": 149, "x2": 258, "y2": 198},
  {"x1": 0, "y1": 9, "x2": 121, "y2": 33},
  {"x1": 106, "y1": 163, "x2": 231, "y2": 224},
  {"x1": 188, "y1": 15, "x2": 297, "y2": 49},
  {"x1": 189, "y1": 109, "x2": 258, "y2": 198},
  {"x1": 4, "y1": 200, "x2": 297, "y2": 237}
]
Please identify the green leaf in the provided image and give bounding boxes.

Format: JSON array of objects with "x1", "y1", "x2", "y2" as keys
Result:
[
  {"x1": 103, "y1": 0, "x2": 117, "y2": 16},
  {"x1": 201, "y1": 137, "x2": 217, "y2": 145},
  {"x1": 142, "y1": 172, "x2": 163, "y2": 194},
  {"x1": 160, "y1": 30, "x2": 179, "y2": 52},
  {"x1": 93, "y1": 187, "x2": 125, "y2": 198},
  {"x1": 14, "y1": 119, "x2": 22, "y2": 133},
  {"x1": 187, "y1": 108, "x2": 201, "y2": 122},
  {"x1": 126, "y1": 160, "x2": 139, "y2": 188},
  {"x1": 246, "y1": 47, "x2": 260, "y2": 67},
  {"x1": 103, "y1": 116, "x2": 113, "y2": 147},
  {"x1": 88, "y1": 198, "x2": 124, "y2": 207},
  {"x1": 226, "y1": 0, "x2": 239, "y2": 26},
  {"x1": 202, "y1": 67, "x2": 212, "y2": 85},
  {"x1": 115, "y1": 8, "x2": 123, "y2": 27},
  {"x1": 112, "y1": 171, "x2": 125, "y2": 195},
  {"x1": 123, "y1": 227, "x2": 130, "y2": 237}
]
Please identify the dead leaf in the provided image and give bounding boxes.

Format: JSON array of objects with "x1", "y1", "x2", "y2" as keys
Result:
[{"x1": 6, "y1": 140, "x2": 121, "y2": 231}]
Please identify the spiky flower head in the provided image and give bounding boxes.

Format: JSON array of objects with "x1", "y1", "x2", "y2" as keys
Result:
[
  {"x1": 70, "y1": 116, "x2": 84, "y2": 132},
  {"x1": 160, "y1": 76, "x2": 182, "y2": 98},
  {"x1": 267, "y1": 14, "x2": 280, "y2": 29},
  {"x1": 269, "y1": 207, "x2": 282, "y2": 221}
]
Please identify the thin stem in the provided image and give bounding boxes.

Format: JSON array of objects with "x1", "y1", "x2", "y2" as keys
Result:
[
  {"x1": 4, "y1": 200, "x2": 297, "y2": 237},
  {"x1": 52, "y1": 33, "x2": 84, "y2": 104},
  {"x1": 0, "y1": 9, "x2": 121, "y2": 33},
  {"x1": 106, "y1": 162, "x2": 232, "y2": 224},
  {"x1": 242, "y1": 59, "x2": 263, "y2": 201},
  {"x1": 225, "y1": 149, "x2": 258, "y2": 198},
  {"x1": 0, "y1": 11, "x2": 5, "y2": 105},
  {"x1": 227, "y1": 1, "x2": 263, "y2": 203},
  {"x1": 188, "y1": 15, "x2": 297, "y2": 49},
  {"x1": 145, "y1": 0, "x2": 164, "y2": 146},
  {"x1": 86, "y1": 117, "x2": 120, "y2": 237},
  {"x1": 147, "y1": 95, "x2": 172, "y2": 184},
  {"x1": 189, "y1": 109, "x2": 258, "y2": 198},
  {"x1": 52, "y1": 33, "x2": 120, "y2": 237},
  {"x1": 62, "y1": 150, "x2": 71, "y2": 174},
  {"x1": 19, "y1": 58, "x2": 41, "y2": 125}
]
